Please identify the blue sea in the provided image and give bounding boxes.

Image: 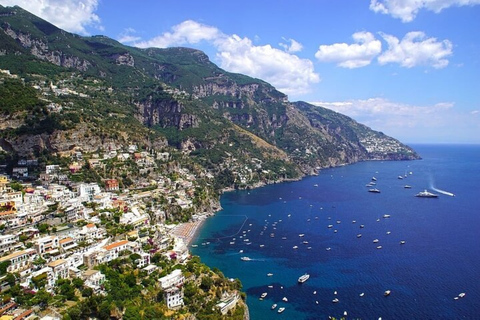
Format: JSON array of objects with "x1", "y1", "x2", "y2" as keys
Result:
[{"x1": 191, "y1": 144, "x2": 480, "y2": 319}]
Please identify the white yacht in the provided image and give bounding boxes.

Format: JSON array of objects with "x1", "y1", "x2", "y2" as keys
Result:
[{"x1": 298, "y1": 273, "x2": 310, "y2": 283}]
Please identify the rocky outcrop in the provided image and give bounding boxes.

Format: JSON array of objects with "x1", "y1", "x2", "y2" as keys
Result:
[
  {"x1": 135, "y1": 99, "x2": 200, "y2": 130},
  {"x1": 1, "y1": 23, "x2": 91, "y2": 71},
  {"x1": 111, "y1": 52, "x2": 134, "y2": 66}
]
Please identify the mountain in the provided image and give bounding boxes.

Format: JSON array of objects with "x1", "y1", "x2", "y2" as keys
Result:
[{"x1": 0, "y1": 5, "x2": 419, "y2": 189}]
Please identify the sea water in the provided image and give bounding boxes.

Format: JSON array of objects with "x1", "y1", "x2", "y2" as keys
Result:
[{"x1": 191, "y1": 144, "x2": 480, "y2": 319}]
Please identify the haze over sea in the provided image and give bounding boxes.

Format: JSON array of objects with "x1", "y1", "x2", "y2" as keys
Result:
[{"x1": 191, "y1": 144, "x2": 480, "y2": 319}]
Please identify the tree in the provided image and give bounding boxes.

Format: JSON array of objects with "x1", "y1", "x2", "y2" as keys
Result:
[{"x1": 0, "y1": 261, "x2": 11, "y2": 275}]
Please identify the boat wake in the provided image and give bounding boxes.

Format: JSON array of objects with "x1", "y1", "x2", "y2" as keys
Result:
[{"x1": 431, "y1": 186, "x2": 455, "y2": 197}]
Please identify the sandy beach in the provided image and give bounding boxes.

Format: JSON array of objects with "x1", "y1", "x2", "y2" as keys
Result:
[{"x1": 171, "y1": 218, "x2": 206, "y2": 246}]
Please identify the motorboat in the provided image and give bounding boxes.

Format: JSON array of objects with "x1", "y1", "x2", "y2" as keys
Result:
[
  {"x1": 277, "y1": 307, "x2": 285, "y2": 313},
  {"x1": 369, "y1": 188, "x2": 381, "y2": 193},
  {"x1": 298, "y1": 273, "x2": 310, "y2": 283},
  {"x1": 384, "y1": 290, "x2": 391, "y2": 296},
  {"x1": 415, "y1": 190, "x2": 438, "y2": 198},
  {"x1": 271, "y1": 303, "x2": 277, "y2": 310},
  {"x1": 260, "y1": 292, "x2": 267, "y2": 299},
  {"x1": 373, "y1": 239, "x2": 379, "y2": 243},
  {"x1": 241, "y1": 257, "x2": 251, "y2": 261},
  {"x1": 282, "y1": 297, "x2": 288, "y2": 302},
  {"x1": 357, "y1": 234, "x2": 362, "y2": 238}
]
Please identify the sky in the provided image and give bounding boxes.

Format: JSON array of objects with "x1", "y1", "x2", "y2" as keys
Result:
[{"x1": 1, "y1": 0, "x2": 479, "y2": 144}]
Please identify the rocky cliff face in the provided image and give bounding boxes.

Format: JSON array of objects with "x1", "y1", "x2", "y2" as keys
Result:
[
  {"x1": 1, "y1": 23, "x2": 91, "y2": 71},
  {"x1": 134, "y1": 98, "x2": 200, "y2": 130}
]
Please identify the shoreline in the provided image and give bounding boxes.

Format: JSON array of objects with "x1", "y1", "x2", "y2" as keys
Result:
[{"x1": 171, "y1": 216, "x2": 209, "y2": 247}]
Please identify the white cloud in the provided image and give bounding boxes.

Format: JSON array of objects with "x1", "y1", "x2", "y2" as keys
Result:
[
  {"x1": 0, "y1": 0, "x2": 101, "y2": 35},
  {"x1": 314, "y1": 32, "x2": 382, "y2": 68},
  {"x1": 136, "y1": 20, "x2": 221, "y2": 48},
  {"x1": 279, "y1": 38, "x2": 303, "y2": 53},
  {"x1": 370, "y1": 0, "x2": 480, "y2": 22},
  {"x1": 378, "y1": 31, "x2": 453, "y2": 68},
  {"x1": 309, "y1": 98, "x2": 470, "y2": 142},
  {"x1": 117, "y1": 28, "x2": 141, "y2": 44},
  {"x1": 136, "y1": 20, "x2": 320, "y2": 96}
]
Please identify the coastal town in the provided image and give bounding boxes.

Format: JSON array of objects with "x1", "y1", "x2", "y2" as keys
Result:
[{"x1": 0, "y1": 145, "x2": 245, "y2": 319}]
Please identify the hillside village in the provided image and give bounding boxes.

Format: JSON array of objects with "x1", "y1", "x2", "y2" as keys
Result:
[{"x1": 0, "y1": 147, "x2": 245, "y2": 319}]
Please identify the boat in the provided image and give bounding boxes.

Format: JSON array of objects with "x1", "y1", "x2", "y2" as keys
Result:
[
  {"x1": 260, "y1": 292, "x2": 267, "y2": 299},
  {"x1": 357, "y1": 234, "x2": 362, "y2": 238},
  {"x1": 415, "y1": 190, "x2": 439, "y2": 198},
  {"x1": 293, "y1": 245, "x2": 298, "y2": 249},
  {"x1": 404, "y1": 185, "x2": 412, "y2": 189},
  {"x1": 328, "y1": 225, "x2": 333, "y2": 228},
  {"x1": 298, "y1": 273, "x2": 310, "y2": 283},
  {"x1": 239, "y1": 250, "x2": 244, "y2": 253},
  {"x1": 277, "y1": 307, "x2": 285, "y2": 313},
  {"x1": 360, "y1": 224, "x2": 365, "y2": 228},
  {"x1": 383, "y1": 214, "x2": 391, "y2": 218},
  {"x1": 271, "y1": 303, "x2": 277, "y2": 310},
  {"x1": 400, "y1": 240, "x2": 406, "y2": 245},
  {"x1": 241, "y1": 257, "x2": 251, "y2": 261},
  {"x1": 302, "y1": 241, "x2": 309, "y2": 244},
  {"x1": 386, "y1": 231, "x2": 391, "y2": 235},
  {"x1": 384, "y1": 290, "x2": 391, "y2": 296},
  {"x1": 369, "y1": 188, "x2": 381, "y2": 193},
  {"x1": 372, "y1": 177, "x2": 377, "y2": 181},
  {"x1": 373, "y1": 239, "x2": 379, "y2": 243},
  {"x1": 326, "y1": 247, "x2": 331, "y2": 251},
  {"x1": 314, "y1": 184, "x2": 318, "y2": 187},
  {"x1": 458, "y1": 292, "x2": 466, "y2": 298},
  {"x1": 376, "y1": 245, "x2": 382, "y2": 249},
  {"x1": 299, "y1": 234, "x2": 305, "y2": 237},
  {"x1": 191, "y1": 244, "x2": 198, "y2": 247},
  {"x1": 398, "y1": 175, "x2": 404, "y2": 179},
  {"x1": 332, "y1": 298, "x2": 339, "y2": 303},
  {"x1": 267, "y1": 273, "x2": 273, "y2": 277},
  {"x1": 359, "y1": 292, "x2": 365, "y2": 297},
  {"x1": 282, "y1": 236, "x2": 287, "y2": 240},
  {"x1": 282, "y1": 297, "x2": 288, "y2": 302}
]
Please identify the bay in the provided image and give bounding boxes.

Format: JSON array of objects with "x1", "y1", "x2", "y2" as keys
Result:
[{"x1": 191, "y1": 144, "x2": 480, "y2": 319}]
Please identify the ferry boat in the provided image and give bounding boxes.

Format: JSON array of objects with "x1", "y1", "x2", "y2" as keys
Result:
[
  {"x1": 415, "y1": 190, "x2": 438, "y2": 198},
  {"x1": 298, "y1": 273, "x2": 310, "y2": 283}
]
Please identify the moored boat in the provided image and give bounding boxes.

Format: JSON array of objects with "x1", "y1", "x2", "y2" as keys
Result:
[
  {"x1": 277, "y1": 307, "x2": 285, "y2": 313},
  {"x1": 298, "y1": 273, "x2": 310, "y2": 283},
  {"x1": 368, "y1": 188, "x2": 381, "y2": 193},
  {"x1": 271, "y1": 303, "x2": 277, "y2": 310}
]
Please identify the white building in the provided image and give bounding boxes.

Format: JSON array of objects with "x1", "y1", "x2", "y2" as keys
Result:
[
  {"x1": 0, "y1": 233, "x2": 19, "y2": 254},
  {"x1": 159, "y1": 269, "x2": 185, "y2": 309},
  {"x1": 77, "y1": 183, "x2": 101, "y2": 202}
]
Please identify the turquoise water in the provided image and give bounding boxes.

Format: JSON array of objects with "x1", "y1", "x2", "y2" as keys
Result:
[{"x1": 191, "y1": 145, "x2": 480, "y2": 319}]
